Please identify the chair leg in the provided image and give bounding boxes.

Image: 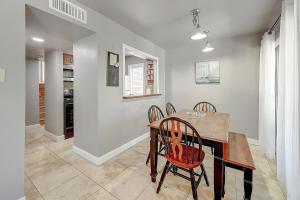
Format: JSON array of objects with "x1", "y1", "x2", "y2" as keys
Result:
[
  {"x1": 172, "y1": 166, "x2": 178, "y2": 175},
  {"x1": 146, "y1": 152, "x2": 150, "y2": 165},
  {"x1": 190, "y1": 169, "x2": 198, "y2": 200},
  {"x1": 211, "y1": 147, "x2": 214, "y2": 155},
  {"x1": 147, "y1": 142, "x2": 164, "y2": 165},
  {"x1": 159, "y1": 141, "x2": 163, "y2": 152},
  {"x1": 156, "y1": 161, "x2": 170, "y2": 193},
  {"x1": 201, "y1": 164, "x2": 210, "y2": 187}
]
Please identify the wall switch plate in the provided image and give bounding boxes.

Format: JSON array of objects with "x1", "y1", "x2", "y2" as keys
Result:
[{"x1": 0, "y1": 68, "x2": 6, "y2": 82}]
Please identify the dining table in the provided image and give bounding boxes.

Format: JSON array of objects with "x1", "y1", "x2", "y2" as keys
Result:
[{"x1": 149, "y1": 109, "x2": 230, "y2": 200}]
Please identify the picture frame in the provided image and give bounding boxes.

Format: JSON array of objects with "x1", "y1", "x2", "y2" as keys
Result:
[
  {"x1": 107, "y1": 51, "x2": 120, "y2": 87},
  {"x1": 107, "y1": 51, "x2": 119, "y2": 67},
  {"x1": 195, "y1": 61, "x2": 220, "y2": 84}
]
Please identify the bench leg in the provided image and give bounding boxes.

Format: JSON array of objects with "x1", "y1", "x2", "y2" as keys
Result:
[
  {"x1": 222, "y1": 165, "x2": 225, "y2": 197},
  {"x1": 244, "y1": 169, "x2": 253, "y2": 200}
]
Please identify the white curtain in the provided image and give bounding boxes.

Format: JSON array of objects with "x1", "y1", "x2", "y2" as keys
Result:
[
  {"x1": 277, "y1": 0, "x2": 300, "y2": 199},
  {"x1": 259, "y1": 32, "x2": 276, "y2": 159}
]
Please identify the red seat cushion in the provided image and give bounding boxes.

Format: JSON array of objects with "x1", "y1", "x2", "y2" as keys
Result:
[{"x1": 165, "y1": 144, "x2": 205, "y2": 169}]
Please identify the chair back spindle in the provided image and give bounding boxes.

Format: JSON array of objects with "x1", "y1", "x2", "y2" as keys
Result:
[
  {"x1": 193, "y1": 102, "x2": 217, "y2": 113},
  {"x1": 148, "y1": 105, "x2": 164, "y2": 123},
  {"x1": 159, "y1": 117, "x2": 203, "y2": 167},
  {"x1": 166, "y1": 102, "x2": 176, "y2": 115}
]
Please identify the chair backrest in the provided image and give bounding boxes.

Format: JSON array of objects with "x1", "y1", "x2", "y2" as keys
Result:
[
  {"x1": 166, "y1": 102, "x2": 176, "y2": 116},
  {"x1": 159, "y1": 117, "x2": 203, "y2": 165},
  {"x1": 148, "y1": 105, "x2": 165, "y2": 123},
  {"x1": 193, "y1": 102, "x2": 217, "y2": 113}
]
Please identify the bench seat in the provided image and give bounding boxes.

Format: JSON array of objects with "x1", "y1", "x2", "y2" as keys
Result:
[
  {"x1": 223, "y1": 132, "x2": 255, "y2": 200},
  {"x1": 224, "y1": 132, "x2": 255, "y2": 170}
]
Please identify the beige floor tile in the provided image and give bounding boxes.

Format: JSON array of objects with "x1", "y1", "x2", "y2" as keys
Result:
[
  {"x1": 58, "y1": 149, "x2": 80, "y2": 162},
  {"x1": 25, "y1": 126, "x2": 44, "y2": 144},
  {"x1": 84, "y1": 159, "x2": 128, "y2": 187},
  {"x1": 45, "y1": 139, "x2": 73, "y2": 155},
  {"x1": 155, "y1": 171, "x2": 193, "y2": 195},
  {"x1": 130, "y1": 144, "x2": 150, "y2": 155},
  {"x1": 137, "y1": 182, "x2": 188, "y2": 200},
  {"x1": 43, "y1": 174, "x2": 101, "y2": 200},
  {"x1": 186, "y1": 186, "x2": 235, "y2": 200},
  {"x1": 69, "y1": 156, "x2": 96, "y2": 172},
  {"x1": 30, "y1": 163, "x2": 81, "y2": 195},
  {"x1": 129, "y1": 155, "x2": 166, "y2": 177},
  {"x1": 25, "y1": 146, "x2": 56, "y2": 166},
  {"x1": 86, "y1": 188, "x2": 118, "y2": 200},
  {"x1": 104, "y1": 168, "x2": 150, "y2": 200},
  {"x1": 25, "y1": 175, "x2": 44, "y2": 200},
  {"x1": 25, "y1": 155, "x2": 65, "y2": 178},
  {"x1": 237, "y1": 189, "x2": 284, "y2": 200},
  {"x1": 113, "y1": 149, "x2": 148, "y2": 167},
  {"x1": 36, "y1": 136, "x2": 56, "y2": 147},
  {"x1": 236, "y1": 175, "x2": 285, "y2": 200},
  {"x1": 25, "y1": 141, "x2": 45, "y2": 155},
  {"x1": 135, "y1": 138, "x2": 149, "y2": 147}
]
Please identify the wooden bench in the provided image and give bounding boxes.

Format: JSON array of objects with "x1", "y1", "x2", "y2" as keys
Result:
[{"x1": 223, "y1": 132, "x2": 256, "y2": 200}]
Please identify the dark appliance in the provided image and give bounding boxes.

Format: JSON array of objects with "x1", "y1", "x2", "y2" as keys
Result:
[{"x1": 64, "y1": 97, "x2": 74, "y2": 139}]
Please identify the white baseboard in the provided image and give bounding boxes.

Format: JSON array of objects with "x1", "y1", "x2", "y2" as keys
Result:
[
  {"x1": 73, "y1": 132, "x2": 149, "y2": 165},
  {"x1": 25, "y1": 124, "x2": 40, "y2": 130},
  {"x1": 73, "y1": 146, "x2": 100, "y2": 165},
  {"x1": 17, "y1": 197, "x2": 26, "y2": 200},
  {"x1": 247, "y1": 138, "x2": 260, "y2": 146},
  {"x1": 44, "y1": 130, "x2": 65, "y2": 142}
]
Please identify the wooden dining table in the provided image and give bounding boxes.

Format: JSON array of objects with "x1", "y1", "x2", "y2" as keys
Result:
[{"x1": 149, "y1": 109, "x2": 230, "y2": 200}]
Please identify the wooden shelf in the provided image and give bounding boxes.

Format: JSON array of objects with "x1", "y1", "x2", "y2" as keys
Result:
[
  {"x1": 63, "y1": 53, "x2": 73, "y2": 65},
  {"x1": 123, "y1": 93, "x2": 161, "y2": 100}
]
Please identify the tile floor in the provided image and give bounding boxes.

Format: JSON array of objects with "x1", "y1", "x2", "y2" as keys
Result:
[{"x1": 25, "y1": 125, "x2": 286, "y2": 200}]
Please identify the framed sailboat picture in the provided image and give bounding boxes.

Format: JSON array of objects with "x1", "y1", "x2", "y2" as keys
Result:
[{"x1": 195, "y1": 61, "x2": 220, "y2": 84}]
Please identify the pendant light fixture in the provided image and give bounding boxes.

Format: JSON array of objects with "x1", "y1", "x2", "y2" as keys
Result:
[
  {"x1": 190, "y1": 9, "x2": 207, "y2": 40},
  {"x1": 202, "y1": 40, "x2": 214, "y2": 52}
]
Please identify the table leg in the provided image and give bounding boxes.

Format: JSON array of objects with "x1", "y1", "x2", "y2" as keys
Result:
[
  {"x1": 244, "y1": 169, "x2": 253, "y2": 200},
  {"x1": 214, "y1": 143, "x2": 224, "y2": 200},
  {"x1": 150, "y1": 127, "x2": 158, "y2": 182}
]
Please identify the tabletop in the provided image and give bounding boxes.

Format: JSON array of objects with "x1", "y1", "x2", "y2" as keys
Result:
[{"x1": 149, "y1": 109, "x2": 229, "y2": 143}]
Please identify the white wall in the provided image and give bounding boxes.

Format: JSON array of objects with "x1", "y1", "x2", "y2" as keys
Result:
[
  {"x1": 96, "y1": 20, "x2": 165, "y2": 157},
  {"x1": 73, "y1": 34, "x2": 99, "y2": 156},
  {"x1": 0, "y1": 1, "x2": 25, "y2": 199},
  {"x1": 26, "y1": 59, "x2": 39, "y2": 126},
  {"x1": 166, "y1": 33, "x2": 261, "y2": 140},
  {"x1": 45, "y1": 51, "x2": 64, "y2": 137}
]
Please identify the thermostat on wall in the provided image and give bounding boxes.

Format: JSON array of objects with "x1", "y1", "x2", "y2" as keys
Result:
[{"x1": 0, "y1": 68, "x2": 6, "y2": 82}]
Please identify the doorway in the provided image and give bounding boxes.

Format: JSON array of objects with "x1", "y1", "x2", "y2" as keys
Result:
[{"x1": 25, "y1": 5, "x2": 95, "y2": 140}]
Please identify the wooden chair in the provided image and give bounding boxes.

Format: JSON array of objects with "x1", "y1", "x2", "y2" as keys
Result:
[
  {"x1": 166, "y1": 102, "x2": 176, "y2": 116},
  {"x1": 193, "y1": 101, "x2": 217, "y2": 113},
  {"x1": 193, "y1": 102, "x2": 216, "y2": 154},
  {"x1": 146, "y1": 105, "x2": 165, "y2": 165},
  {"x1": 156, "y1": 117, "x2": 209, "y2": 200}
]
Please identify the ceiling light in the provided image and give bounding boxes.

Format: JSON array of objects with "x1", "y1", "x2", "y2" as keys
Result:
[
  {"x1": 202, "y1": 41, "x2": 214, "y2": 52},
  {"x1": 191, "y1": 31, "x2": 207, "y2": 40},
  {"x1": 190, "y1": 9, "x2": 208, "y2": 41},
  {"x1": 32, "y1": 37, "x2": 45, "y2": 43}
]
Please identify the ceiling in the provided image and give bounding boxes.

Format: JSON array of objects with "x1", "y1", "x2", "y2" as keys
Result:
[
  {"x1": 77, "y1": 0, "x2": 281, "y2": 49},
  {"x1": 26, "y1": 6, "x2": 94, "y2": 59}
]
